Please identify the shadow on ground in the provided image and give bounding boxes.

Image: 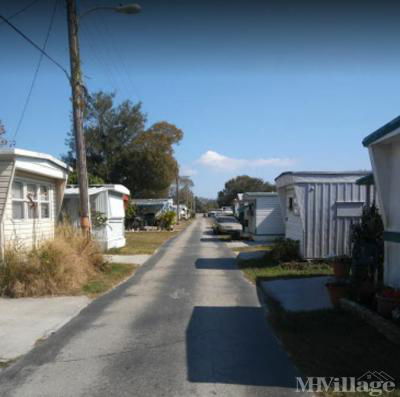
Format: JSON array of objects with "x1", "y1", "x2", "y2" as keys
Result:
[
  {"x1": 195, "y1": 258, "x2": 237, "y2": 270},
  {"x1": 186, "y1": 306, "x2": 299, "y2": 388}
]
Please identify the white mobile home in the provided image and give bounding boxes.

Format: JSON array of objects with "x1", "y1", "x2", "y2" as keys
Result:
[
  {"x1": 63, "y1": 184, "x2": 130, "y2": 250},
  {"x1": 275, "y1": 171, "x2": 374, "y2": 259},
  {"x1": 363, "y1": 116, "x2": 400, "y2": 287},
  {"x1": 241, "y1": 192, "x2": 284, "y2": 242},
  {"x1": 133, "y1": 198, "x2": 174, "y2": 226},
  {"x1": 232, "y1": 193, "x2": 244, "y2": 217},
  {"x1": 0, "y1": 149, "x2": 70, "y2": 254}
]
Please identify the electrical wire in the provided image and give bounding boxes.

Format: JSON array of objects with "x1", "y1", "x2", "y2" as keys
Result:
[
  {"x1": 0, "y1": 12, "x2": 70, "y2": 81},
  {"x1": 0, "y1": 0, "x2": 40, "y2": 24},
  {"x1": 13, "y1": 0, "x2": 59, "y2": 140}
]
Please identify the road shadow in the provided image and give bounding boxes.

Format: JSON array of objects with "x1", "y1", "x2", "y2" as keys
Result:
[
  {"x1": 195, "y1": 257, "x2": 237, "y2": 270},
  {"x1": 186, "y1": 306, "x2": 300, "y2": 388}
]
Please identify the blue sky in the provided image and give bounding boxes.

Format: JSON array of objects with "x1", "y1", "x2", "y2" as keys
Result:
[{"x1": 1, "y1": 0, "x2": 400, "y2": 197}]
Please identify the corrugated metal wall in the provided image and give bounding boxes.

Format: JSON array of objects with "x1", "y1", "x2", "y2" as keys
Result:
[{"x1": 299, "y1": 182, "x2": 375, "y2": 258}]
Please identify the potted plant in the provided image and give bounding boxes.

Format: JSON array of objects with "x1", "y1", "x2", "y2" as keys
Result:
[
  {"x1": 331, "y1": 255, "x2": 351, "y2": 278},
  {"x1": 376, "y1": 287, "x2": 400, "y2": 318},
  {"x1": 350, "y1": 204, "x2": 383, "y2": 303},
  {"x1": 326, "y1": 279, "x2": 351, "y2": 307}
]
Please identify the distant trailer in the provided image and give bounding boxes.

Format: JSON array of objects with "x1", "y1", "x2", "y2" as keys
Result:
[
  {"x1": 63, "y1": 184, "x2": 130, "y2": 250},
  {"x1": 241, "y1": 192, "x2": 285, "y2": 242},
  {"x1": 275, "y1": 171, "x2": 374, "y2": 259}
]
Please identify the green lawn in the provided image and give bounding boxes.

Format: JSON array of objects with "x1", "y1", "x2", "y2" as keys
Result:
[
  {"x1": 108, "y1": 220, "x2": 193, "y2": 255},
  {"x1": 266, "y1": 305, "x2": 400, "y2": 396},
  {"x1": 237, "y1": 253, "x2": 333, "y2": 283},
  {"x1": 82, "y1": 263, "x2": 136, "y2": 297},
  {"x1": 108, "y1": 231, "x2": 180, "y2": 255},
  {"x1": 231, "y1": 244, "x2": 272, "y2": 253},
  {"x1": 237, "y1": 248, "x2": 400, "y2": 396}
]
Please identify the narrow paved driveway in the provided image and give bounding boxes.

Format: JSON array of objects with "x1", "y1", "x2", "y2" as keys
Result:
[{"x1": 0, "y1": 218, "x2": 302, "y2": 397}]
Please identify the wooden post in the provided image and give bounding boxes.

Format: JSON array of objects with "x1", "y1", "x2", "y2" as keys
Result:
[
  {"x1": 176, "y1": 172, "x2": 180, "y2": 224},
  {"x1": 66, "y1": 0, "x2": 91, "y2": 235}
]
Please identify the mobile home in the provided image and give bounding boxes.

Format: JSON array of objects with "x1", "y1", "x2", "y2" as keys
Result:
[
  {"x1": 275, "y1": 171, "x2": 373, "y2": 259},
  {"x1": 63, "y1": 184, "x2": 130, "y2": 250},
  {"x1": 363, "y1": 116, "x2": 400, "y2": 287},
  {"x1": 0, "y1": 149, "x2": 69, "y2": 254},
  {"x1": 132, "y1": 198, "x2": 174, "y2": 226},
  {"x1": 241, "y1": 192, "x2": 285, "y2": 241}
]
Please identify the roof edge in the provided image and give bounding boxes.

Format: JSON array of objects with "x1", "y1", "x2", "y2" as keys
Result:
[
  {"x1": 363, "y1": 115, "x2": 400, "y2": 147},
  {"x1": 0, "y1": 148, "x2": 71, "y2": 171}
]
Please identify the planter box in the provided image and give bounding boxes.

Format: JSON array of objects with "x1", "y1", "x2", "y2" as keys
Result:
[
  {"x1": 376, "y1": 294, "x2": 400, "y2": 318},
  {"x1": 340, "y1": 298, "x2": 400, "y2": 345}
]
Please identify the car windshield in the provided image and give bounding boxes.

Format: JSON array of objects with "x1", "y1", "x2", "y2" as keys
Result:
[{"x1": 217, "y1": 217, "x2": 238, "y2": 223}]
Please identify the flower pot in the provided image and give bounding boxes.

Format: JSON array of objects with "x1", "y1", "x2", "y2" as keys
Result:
[
  {"x1": 333, "y1": 262, "x2": 350, "y2": 279},
  {"x1": 376, "y1": 294, "x2": 400, "y2": 318},
  {"x1": 326, "y1": 282, "x2": 350, "y2": 307}
]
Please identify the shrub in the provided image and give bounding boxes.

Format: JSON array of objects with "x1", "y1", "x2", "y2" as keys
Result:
[
  {"x1": 124, "y1": 202, "x2": 137, "y2": 230},
  {"x1": 0, "y1": 223, "x2": 105, "y2": 297},
  {"x1": 157, "y1": 210, "x2": 176, "y2": 230},
  {"x1": 270, "y1": 238, "x2": 301, "y2": 262},
  {"x1": 351, "y1": 203, "x2": 384, "y2": 283}
]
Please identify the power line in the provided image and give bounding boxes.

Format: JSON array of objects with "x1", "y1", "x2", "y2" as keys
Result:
[
  {"x1": 13, "y1": 0, "x2": 59, "y2": 140},
  {"x1": 0, "y1": 0, "x2": 40, "y2": 24},
  {"x1": 0, "y1": 12, "x2": 70, "y2": 81}
]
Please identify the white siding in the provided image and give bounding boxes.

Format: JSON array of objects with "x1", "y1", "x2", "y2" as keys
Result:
[
  {"x1": 108, "y1": 192, "x2": 125, "y2": 218},
  {"x1": 0, "y1": 160, "x2": 14, "y2": 221},
  {"x1": 255, "y1": 196, "x2": 284, "y2": 236},
  {"x1": 277, "y1": 175, "x2": 373, "y2": 259},
  {"x1": 63, "y1": 190, "x2": 126, "y2": 250},
  {"x1": 3, "y1": 174, "x2": 57, "y2": 249},
  {"x1": 245, "y1": 195, "x2": 284, "y2": 241},
  {"x1": 369, "y1": 135, "x2": 400, "y2": 287},
  {"x1": 302, "y1": 182, "x2": 370, "y2": 258}
]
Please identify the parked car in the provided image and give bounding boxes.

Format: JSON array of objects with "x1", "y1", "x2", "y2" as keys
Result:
[{"x1": 213, "y1": 215, "x2": 242, "y2": 238}]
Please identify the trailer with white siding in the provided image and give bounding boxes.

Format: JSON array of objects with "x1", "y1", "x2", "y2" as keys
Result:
[
  {"x1": 363, "y1": 115, "x2": 400, "y2": 287},
  {"x1": 0, "y1": 149, "x2": 70, "y2": 256},
  {"x1": 275, "y1": 171, "x2": 374, "y2": 259},
  {"x1": 241, "y1": 192, "x2": 285, "y2": 241},
  {"x1": 63, "y1": 185, "x2": 130, "y2": 250}
]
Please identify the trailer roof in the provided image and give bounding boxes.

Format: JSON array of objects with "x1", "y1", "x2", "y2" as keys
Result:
[{"x1": 363, "y1": 115, "x2": 400, "y2": 147}]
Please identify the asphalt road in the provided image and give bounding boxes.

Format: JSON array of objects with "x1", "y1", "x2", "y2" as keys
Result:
[{"x1": 0, "y1": 217, "x2": 302, "y2": 397}]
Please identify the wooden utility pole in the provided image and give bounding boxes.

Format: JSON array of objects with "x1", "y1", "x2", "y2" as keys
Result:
[
  {"x1": 176, "y1": 173, "x2": 180, "y2": 224},
  {"x1": 66, "y1": 0, "x2": 91, "y2": 235}
]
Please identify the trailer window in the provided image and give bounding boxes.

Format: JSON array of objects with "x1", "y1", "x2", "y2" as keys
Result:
[{"x1": 288, "y1": 197, "x2": 294, "y2": 211}]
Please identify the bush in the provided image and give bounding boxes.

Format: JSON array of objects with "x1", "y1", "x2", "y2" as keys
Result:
[
  {"x1": 270, "y1": 238, "x2": 301, "y2": 262},
  {"x1": 0, "y1": 223, "x2": 105, "y2": 297},
  {"x1": 351, "y1": 203, "x2": 384, "y2": 283},
  {"x1": 124, "y1": 202, "x2": 137, "y2": 230},
  {"x1": 157, "y1": 210, "x2": 176, "y2": 230}
]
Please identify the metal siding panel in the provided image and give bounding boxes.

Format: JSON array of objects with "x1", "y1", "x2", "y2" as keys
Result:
[
  {"x1": 321, "y1": 184, "x2": 329, "y2": 257},
  {"x1": 310, "y1": 184, "x2": 316, "y2": 258}
]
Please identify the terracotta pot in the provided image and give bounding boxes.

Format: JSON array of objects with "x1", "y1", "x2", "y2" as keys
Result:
[
  {"x1": 333, "y1": 262, "x2": 350, "y2": 278},
  {"x1": 326, "y1": 283, "x2": 350, "y2": 307},
  {"x1": 376, "y1": 294, "x2": 400, "y2": 318}
]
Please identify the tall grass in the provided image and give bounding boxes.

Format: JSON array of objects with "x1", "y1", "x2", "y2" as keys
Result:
[{"x1": 0, "y1": 223, "x2": 105, "y2": 297}]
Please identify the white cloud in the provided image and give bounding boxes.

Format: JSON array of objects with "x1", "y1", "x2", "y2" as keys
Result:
[
  {"x1": 180, "y1": 165, "x2": 198, "y2": 177},
  {"x1": 197, "y1": 150, "x2": 295, "y2": 172}
]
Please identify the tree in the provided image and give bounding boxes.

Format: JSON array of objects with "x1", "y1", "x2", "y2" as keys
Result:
[
  {"x1": 64, "y1": 91, "x2": 183, "y2": 198},
  {"x1": 170, "y1": 176, "x2": 195, "y2": 208},
  {"x1": 67, "y1": 171, "x2": 105, "y2": 185},
  {"x1": 217, "y1": 175, "x2": 275, "y2": 207},
  {"x1": 195, "y1": 197, "x2": 218, "y2": 213}
]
